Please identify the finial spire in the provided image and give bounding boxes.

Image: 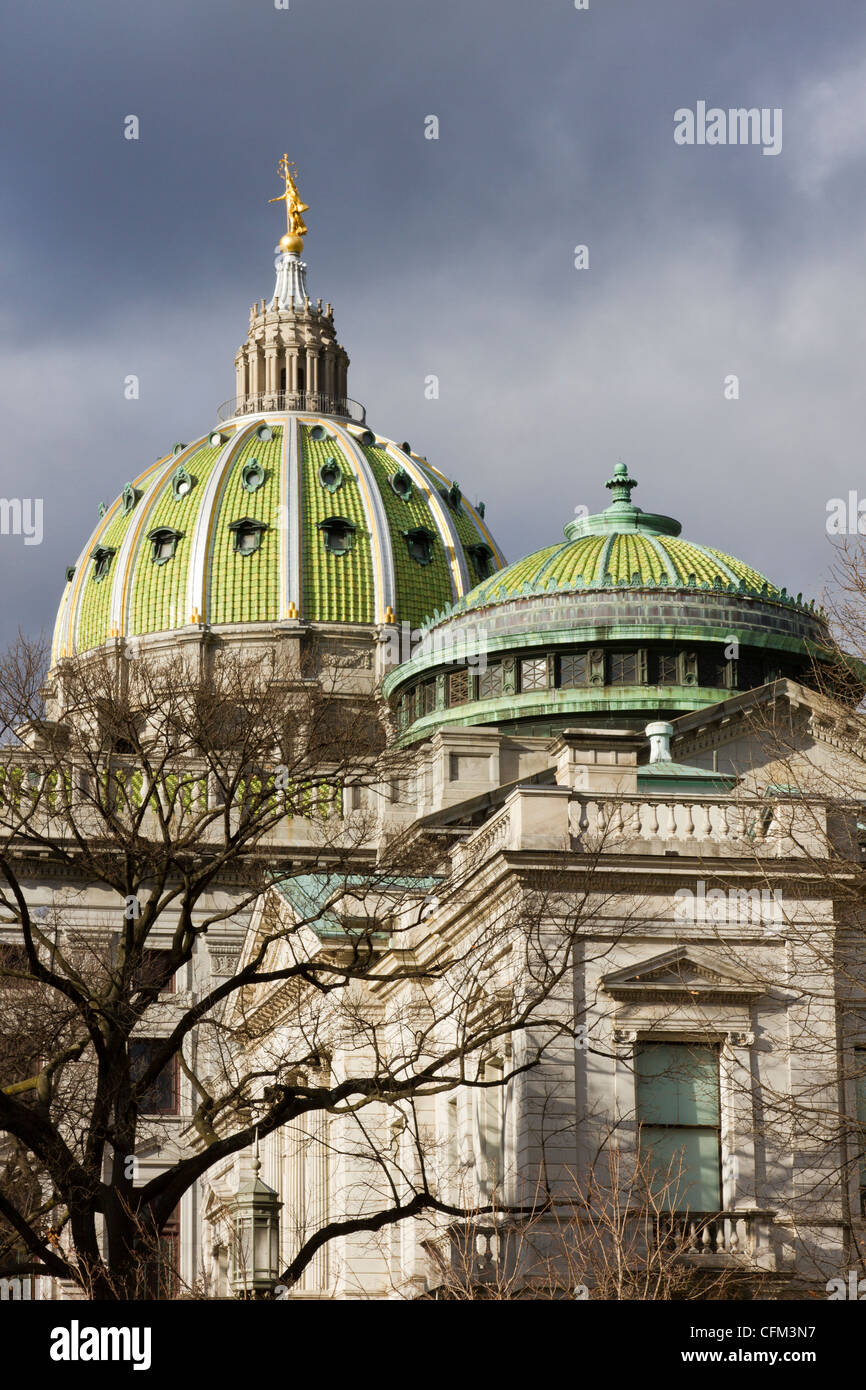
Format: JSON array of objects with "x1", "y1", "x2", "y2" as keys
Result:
[
  {"x1": 604, "y1": 461, "x2": 638, "y2": 507},
  {"x1": 269, "y1": 154, "x2": 310, "y2": 254}
]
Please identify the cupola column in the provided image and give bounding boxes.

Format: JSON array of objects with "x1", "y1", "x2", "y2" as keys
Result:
[{"x1": 264, "y1": 345, "x2": 279, "y2": 405}]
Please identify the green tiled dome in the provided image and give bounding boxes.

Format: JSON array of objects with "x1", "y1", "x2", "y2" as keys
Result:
[
  {"x1": 52, "y1": 415, "x2": 504, "y2": 660},
  {"x1": 384, "y1": 463, "x2": 832, "y2": 742},
  {"x1": 468, "y1": 530, "x2": 776, "y2": 608},
  {"x1": 463, "y1": 463, "x2": 782, "y2": 611}
]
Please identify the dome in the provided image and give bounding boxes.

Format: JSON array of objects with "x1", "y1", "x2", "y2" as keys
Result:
[
  {"x1": 384, "y1": 464, "x2": 835, "y2": 740},
  {"x1": 51, "y1": 196, "x2": 505, "y2": 664},
  {"x1": 52, "y1": 418, "x2": 503, "y2": 660}
]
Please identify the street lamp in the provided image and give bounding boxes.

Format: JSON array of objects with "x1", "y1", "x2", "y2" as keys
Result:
[{"x1": 230, "y1": 1134, "x2": 282, "y2": 1295}]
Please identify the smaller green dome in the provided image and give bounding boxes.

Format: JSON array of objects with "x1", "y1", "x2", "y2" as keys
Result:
[
  {"x1": 383, "y1": 465, "x2": 833, "y2": 743},
  {"x1": 466, "y1": 463, "x2": 778, "y2": 609}
]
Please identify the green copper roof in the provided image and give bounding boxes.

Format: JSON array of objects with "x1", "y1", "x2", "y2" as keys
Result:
[
  {"x1": 52, "y1": 416, "x2": 505, "y2": 660},
  {"x1": 383, "y1": 464, "x2": 832, "y2": 743},
  {"x1": 454, "y1": 465, "x2": 804, "y2": 615}
]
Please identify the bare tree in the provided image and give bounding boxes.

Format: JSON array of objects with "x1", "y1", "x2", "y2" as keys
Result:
[{"x1": 0, "y1": 635, "x2": 597, "y2": 1299}]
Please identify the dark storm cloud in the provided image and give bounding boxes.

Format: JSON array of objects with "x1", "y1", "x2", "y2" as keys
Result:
[{"x1": 2, "y1": 0, "x2": 866, "y2": 643}]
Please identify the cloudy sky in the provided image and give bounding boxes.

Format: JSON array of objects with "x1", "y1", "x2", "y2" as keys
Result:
[{"x1": 2, "y1": 0, "x2": 865, "y2": 646}]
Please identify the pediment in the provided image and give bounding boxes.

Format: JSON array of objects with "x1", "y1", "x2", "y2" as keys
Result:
[{"x1": 601, "y1": 947, "x2": 763, "y2": 1003}]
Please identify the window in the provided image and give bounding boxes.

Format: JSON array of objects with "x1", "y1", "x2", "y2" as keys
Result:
[
  {"x1": 318, "y1": 458, "x2": 343, "y2": 492},
  {"x1": 402, "y1": 527, "x2": 435, "y2": 566},
  {"x1": 390, "y1": 468, "x2": 412, "y2": 501},
  {"x1": 419, "y1": 680, "x2": 436, "y2": 716},
  {"x1": 610, "y1": 651, "x2": 637, "y2": 684},
  {"x1": 229, "y1": 517, "x2": 268, "y2": 556},
  {"x1": 318, "y1": 517, "x2": 355, "y2": 557},
  {"x1": 171, "y1": 465, "x2": 195, "y2": 500},
  {"x1": 711, "y1": 662, "x2": 731, "y2": 688},
  {"x1": 241, "y1": 459, "x2": 266, "y2": 493},
  {"x1": 448, "y1": 671, "x2": 469, "y2": 706},
  {"x1": 520, "y1": 657, "x2": 548, "y2": 692},
  {"x1": 147, "y1": 527, "x2": 182, "y2": 565},
  {"x1": 121, "y1": 483, "x2": 138, "y2": 515},
  {"x1": 477, "y1": 663, "x2": 504, "y2": 700},
  {"x1": 468, "y1": 543, "x2": 494, "y2": 580},
  {"x1": 559, "y1": 653, "x2": 587, "y2": 688},
  {"x1": 0, "y1": 942, "x2": 29, "y2": 986},
  {"x1": 142, "y1": 1207, "x2": 180, "y2": 1300},
  {"x1": 635, "y1": 1042, "x2": 721, "y2": 1212},
  {"x1": 657, "y1": 653, "x2": 678, "y2": 685},
  {"x1": 132, "y1": 949, "x2": 176, "y2": 995},
  {"x1": 91, "y1": 546, "x2": 116, "y2": 583},
  {"x1": 130, "y1": 1039, "x2": 179, "y2": 1115}
]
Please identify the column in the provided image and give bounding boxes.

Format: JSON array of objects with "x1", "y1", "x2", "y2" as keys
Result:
[
  {"x1": 249, "y1": 348, "x2": 261, "y2": 404},
  {"x1": 265, "y1": 347, "x2": 278, "y2": 405},
  {"x1": 235, "y1": 351, "x2": 245, "y2": 403}
]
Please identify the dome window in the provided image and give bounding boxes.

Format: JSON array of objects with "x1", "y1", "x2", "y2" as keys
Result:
[
  {"x1": 121, "y1": 482, "x2": 139, "y2": 516},
  {"x1": 91, "y1": 546, "x2": 116, "y2": 583},
  {"x1": 357, "y1": 429, "x2": 375, "y2": 448},
  {"x1": 241, "y1": 458, "x2": 266, "y2": 493},
  {"x1": 255, "y1": 424, "x2": 273, "y2": 442},
  {"x1": 209, "y1": 430, "x2": 226, "y2": 447},
  {"x1": 440, "y1": 481, "x2": 462, "y2": 511},
  {"x1": 390, "y1": 468, "x2": 413, "y2": 501},
  {"x1": 147, "y1": 526, "x2": 183, "y2": 565},
  {"x1": 468, "y1": 542, "x2": 494, "y2": 580},
  {"x1": 229, "y1": 517, "x2": 268, "y2": 556},
  {"x1": 520, "y1": 657, "x2": 549, "y2": 692},
  {"x1": 318, "y1": 516, "x2": 356, "y2": 557},
  {"x1": 171, "y1": 465, "x2": 196, "y2": 500},
  {"x1": 172, "y1": 442, "x2": 186, "y2": 457},
  {"x1": 402, "y1": 527, "x2": 435, "y2": 567},
  {"x1": 65, "y1": 565, "x2": 76, "y2": 583},
  {"x1": 400, "y1": 441, "x2": 412, "y2": 455},
  {"x1": 310, "y1": 424, "x2": 332, "y2": 443},
  {"x1": 559, "y1": 653, "x2": 587, "y2": 688},
  {"x1": 318, "y1": 458, "x2": 343, "y2": 493}
]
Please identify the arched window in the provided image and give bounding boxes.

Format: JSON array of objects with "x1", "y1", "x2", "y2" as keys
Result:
[
  {"x1": 228, "y1": 518, "x2": 268, "y2": 556},
  {"x1": 402, "y1": 527, "x2": 435, "y2": 566},
  {"x1": 318, "y1": 517, "x2": 356, "y2": 556}
]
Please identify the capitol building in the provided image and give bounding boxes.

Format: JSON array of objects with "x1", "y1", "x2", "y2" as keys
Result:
[{"x1": 4, "y1": 160, "x2": 865, "y2": 1301}]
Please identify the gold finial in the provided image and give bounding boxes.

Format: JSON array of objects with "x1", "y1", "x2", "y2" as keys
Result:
[{"x1": 269, "y1": 153, "x2": 309, "y2": 254}]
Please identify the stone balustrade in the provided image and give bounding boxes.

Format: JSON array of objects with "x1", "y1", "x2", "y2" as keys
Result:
[
  {"x1": 570, "y1": 794, "x2": 826, "y2": 856},
  {"x1": 452, "y1": 784, "x2": 828, "y2": 869}
]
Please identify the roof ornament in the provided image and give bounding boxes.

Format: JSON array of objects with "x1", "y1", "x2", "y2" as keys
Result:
[
  {"x1": 269, "y1": 154, "x2": 309, "y2": 253},
  {"x1": 604, "y1": 461, "x2": 638, "y2": 508},
  {"x1": 270, "y1": 154, "x2": 310, "y2": 309}
]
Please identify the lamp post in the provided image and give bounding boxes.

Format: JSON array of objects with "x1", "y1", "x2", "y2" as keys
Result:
[{"x1": 230, "y1": 1134, "x2": 282, "y2": 1296}]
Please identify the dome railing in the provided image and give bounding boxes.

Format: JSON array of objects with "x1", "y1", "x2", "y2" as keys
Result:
[{"x1": 216, "y1": 392, "x2": 366, "y2": 424}]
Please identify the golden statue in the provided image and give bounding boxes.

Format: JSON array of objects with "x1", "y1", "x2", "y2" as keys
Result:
[{"x1": 269, "y1": 154, "x2": 310, "y2": 254}]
